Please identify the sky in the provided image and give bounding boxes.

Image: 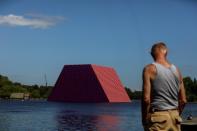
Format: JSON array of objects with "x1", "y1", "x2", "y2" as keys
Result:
[{"x1": 0, "y1": 0, "x2": 197, "y2": 90}]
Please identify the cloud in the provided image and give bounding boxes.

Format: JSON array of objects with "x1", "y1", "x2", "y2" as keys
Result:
[{"x1": 0, "y1": 14, "x2": 64, "y2": 29}]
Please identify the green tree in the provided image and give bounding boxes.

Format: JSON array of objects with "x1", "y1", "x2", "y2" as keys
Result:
[
  {"x1": 0, "y1": 85, "x2": 13, "y2": 98},
  {"x1": 125, "y1": 87, "x2": 132, "y2": 100},
  {"x1": 125, "y1": 87, "x2": 142, "y2": 100},
  {"x1": 31, "y1": 90, "x2": 40, "y2": 98},
  {"x1": 183, "y1": 76, "x2": 197, "y2": 102}
]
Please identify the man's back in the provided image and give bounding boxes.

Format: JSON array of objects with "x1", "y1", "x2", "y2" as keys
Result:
[{"x1": 151, "y1": 62, "x2": 180, "y2": 111}]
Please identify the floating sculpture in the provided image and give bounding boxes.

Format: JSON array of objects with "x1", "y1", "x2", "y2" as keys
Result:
[{"x1": 48, "y1": 64, "x2": 131, "y2": 102}]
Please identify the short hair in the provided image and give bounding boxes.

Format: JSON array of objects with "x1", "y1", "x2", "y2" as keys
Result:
[{"x1": 151, "y1": 42, "x2": 167, "y2": 60}]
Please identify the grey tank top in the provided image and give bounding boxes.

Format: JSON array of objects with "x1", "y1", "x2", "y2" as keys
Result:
[{"x1": 151, "y1": 62, "x2": 180, "y2": 110}]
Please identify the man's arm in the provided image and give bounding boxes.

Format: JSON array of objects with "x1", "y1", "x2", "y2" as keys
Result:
[
  {"x1": 141, "y1": 65, "x2": 153, "y2": 126},
  {"x1": 177, "y1": 68, "x2": 187, "y2": 115}
]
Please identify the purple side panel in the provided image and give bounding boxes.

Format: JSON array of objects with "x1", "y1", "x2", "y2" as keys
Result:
[{"x1": 48, "y1": 65, "x2": 108, "y2": 102}]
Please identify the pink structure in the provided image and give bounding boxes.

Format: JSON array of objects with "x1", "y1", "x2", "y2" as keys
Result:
[{"x1": 48, "y1": 64, "x2": 131, "y2": 102}]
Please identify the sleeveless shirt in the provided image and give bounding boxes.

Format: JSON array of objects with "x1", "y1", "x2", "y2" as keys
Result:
[{"x1": 151, "y1": 62, "x2": 180, "y2": 110}]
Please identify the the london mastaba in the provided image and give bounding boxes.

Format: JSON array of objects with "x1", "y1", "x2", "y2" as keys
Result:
[{"x1": 48, "y1": 64, "x2": 131, "y2": 103}]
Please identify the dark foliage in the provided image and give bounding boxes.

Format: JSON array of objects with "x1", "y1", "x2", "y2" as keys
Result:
[{"x1": 0, "y1": 75, "x2": 52, "y2": 99}]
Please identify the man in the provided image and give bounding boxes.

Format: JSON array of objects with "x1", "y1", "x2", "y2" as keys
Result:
[{"x1": 142, "y1": 42, "x2": 187, "y2": 131}]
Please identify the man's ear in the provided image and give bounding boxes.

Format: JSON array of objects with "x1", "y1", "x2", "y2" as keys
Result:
[
  {"x1": 163, "y1": 49, "x2": 168, "y2": 57},
  {"x1": 161, "y1": 49, "x2": 167, "y2": 54}
]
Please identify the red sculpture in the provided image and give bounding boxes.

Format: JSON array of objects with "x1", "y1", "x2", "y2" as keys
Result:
[{"x1": 48, "y1": 64, "x2": 131, "y2": 102}]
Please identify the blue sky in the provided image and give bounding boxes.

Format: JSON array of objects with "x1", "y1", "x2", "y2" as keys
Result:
[{"x1": 0, "y1": 0, "x2": 197, "y2": 90}]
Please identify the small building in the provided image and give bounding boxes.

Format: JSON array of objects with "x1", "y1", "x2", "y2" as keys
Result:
[
  {"x1": 24, "y1": 93, "x2": 30, "y2": 100},
  {"x1": 10, "y1": 93, "x2": 30, "y2": 100}
]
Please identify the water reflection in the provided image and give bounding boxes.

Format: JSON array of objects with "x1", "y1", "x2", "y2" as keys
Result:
[
  {"x1": 0, "y1": 114, "x2": 9, "y2": 131},
  {"x1": 57, "y1": 110, "x2": 119, "y2": 131},
  {"x1": 0, "y1": 101, "x2": 196, "y2": 130}
]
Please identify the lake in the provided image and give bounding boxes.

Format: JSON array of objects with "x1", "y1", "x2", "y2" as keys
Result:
[{"x1": 0, "y1": 100, "x2": 196, "y2": 131}]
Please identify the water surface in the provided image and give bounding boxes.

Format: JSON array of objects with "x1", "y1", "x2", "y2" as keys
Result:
[{"x1": 0, "y1": 100, "x2": 196, "y2": 131}]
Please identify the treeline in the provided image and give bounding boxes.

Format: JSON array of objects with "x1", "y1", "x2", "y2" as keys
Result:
[
  {"x1": 125, "y1": 87, "x2": 142, "y2": 100},
  {"x1": 0, "y1": 75, "x2": 52, "y2": 99},
  {"x1": 0, "y1": 74, "x2": 196, "y2": 102},
  {"x1": 183, "y1": 77, "x2": 197, "y2": 102},
  {"x1": 125, "y1": 76, "x2": 197, "y2": 102}
]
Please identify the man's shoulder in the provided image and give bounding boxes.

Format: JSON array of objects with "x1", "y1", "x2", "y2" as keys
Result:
[
  {"x1": 143, "y1": 64, "x2": 156, "y2": 72},
  {"x1": 143, "y1": 64, "x2": 156, "y2": 74}
]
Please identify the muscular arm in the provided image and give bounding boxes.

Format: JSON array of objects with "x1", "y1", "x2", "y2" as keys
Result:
[
  {"x1": 177, "y1": 68, "x2": 187, "y2": 115},
  {"x1": 141, "y1": 65, "x2": 155, "y2": 126}
]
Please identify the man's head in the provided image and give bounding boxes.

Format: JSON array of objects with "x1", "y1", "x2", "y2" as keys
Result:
[{"x1": 151, "y1": 42, "x2": 168, "y2": 60}]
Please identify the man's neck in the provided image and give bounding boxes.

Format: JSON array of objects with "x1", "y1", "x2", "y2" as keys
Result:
[{"x1": 155, "y1": 58, "x2": 171, "y2": 67}]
